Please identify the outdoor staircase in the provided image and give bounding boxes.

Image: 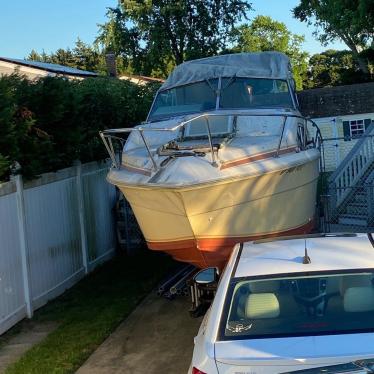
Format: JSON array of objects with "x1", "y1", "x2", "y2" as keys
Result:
[
  {"x1": 337, "y1": 176, "x2": 374, "y2": 227},
  {"x1": 327, "y1": 123, "x2": 374, "y2": 231}
]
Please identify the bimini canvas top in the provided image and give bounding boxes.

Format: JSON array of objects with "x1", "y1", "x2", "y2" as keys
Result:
[{"x1": 160, "y1": 52, "x2": 292, "y2": 91}]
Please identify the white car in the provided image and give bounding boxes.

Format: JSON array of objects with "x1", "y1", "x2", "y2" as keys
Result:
[{"x1": 189, "y1": 233, "x2": 374, "y2": 374}]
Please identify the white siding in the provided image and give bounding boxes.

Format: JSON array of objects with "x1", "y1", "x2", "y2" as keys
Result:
[{"x1": 314, "y1": 113, "x2": 374, "y2": 171}]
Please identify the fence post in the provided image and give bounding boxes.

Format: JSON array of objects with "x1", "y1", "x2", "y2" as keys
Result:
[
  {"x1": 14, "y1": 172, "x2": 33, "y2": 318},
  {"x1": 76, "y1": 161, "x2": 89, "y2": 274}
]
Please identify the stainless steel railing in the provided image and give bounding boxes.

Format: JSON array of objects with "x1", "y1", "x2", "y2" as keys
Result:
[{"x1": 99, "y1": 112, "x2": 322, "y2": 171}]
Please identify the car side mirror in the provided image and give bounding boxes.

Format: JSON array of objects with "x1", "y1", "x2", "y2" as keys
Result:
[
  {"x1": 193, "y1": 267, "x2": 219, "y2": 286},
  {"x1": 190, "y1": 267, "x2": 219, "y2": 317}
]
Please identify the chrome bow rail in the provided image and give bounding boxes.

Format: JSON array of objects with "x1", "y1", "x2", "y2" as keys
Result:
[{"x1": 99, "y1": 112, "x2": 323, "y2": 172}]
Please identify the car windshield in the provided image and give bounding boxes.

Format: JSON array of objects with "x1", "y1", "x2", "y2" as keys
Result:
[
  {"x1": 220, "y1": 271, "x2": 374, "y2": 340},
  {"x1": 148, "y1": 77, "x2": 294, "y2": 121}
]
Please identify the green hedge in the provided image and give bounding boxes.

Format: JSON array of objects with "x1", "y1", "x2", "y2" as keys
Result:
[{"x1": 0, "y1": 74, "x2": 159, "y2": 181}]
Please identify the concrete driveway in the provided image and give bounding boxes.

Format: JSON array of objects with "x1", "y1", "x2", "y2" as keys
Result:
[{"x1": 76, "y1": 292, "x2": 202, "y2": 374}]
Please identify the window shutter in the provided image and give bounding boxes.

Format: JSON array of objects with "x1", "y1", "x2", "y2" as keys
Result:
[
  {"x1": 342, "y1": 121, "x2": 350, "y2": 141},
  {"x1": 364, "y1": 118, "x2": 372, "y2": 131}
]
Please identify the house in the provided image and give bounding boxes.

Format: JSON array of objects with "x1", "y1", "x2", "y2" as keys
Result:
[
  {"x1": 119, "y1": 73, "x2": 164, "y2": 86},
  {"x1": 104, "y1": 52, "x2": 164, "y2": 85},
  {"x1": 0, "y1": 57, "x2": 98, "y2": 80},
  {"x1": 299, "y1": 82, "x2": 374, "y2": 231},
  {"x1": 298, "y1": 82, "x2": 374, "y2": 171}
]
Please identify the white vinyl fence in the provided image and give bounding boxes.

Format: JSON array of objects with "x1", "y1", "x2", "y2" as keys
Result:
[{"x1": 0, "y1": 160, "x2": 116, "y2": 335}]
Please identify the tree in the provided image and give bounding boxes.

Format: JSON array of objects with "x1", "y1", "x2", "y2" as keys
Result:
[
  {"x1": 232, "y1": 15, "x2": 309, "y2": 89},
  {"x1": 96, "y1": 0, "x2": 252, "y2": 76},
  {"x1": 28, "y1": 50, "x2": 45, "y2": 62},
  {"x1": 72, "y1": 39, "x2": 107, "y2": 73},
  {"x1": 305, "y1": 49, "x2": 370, "y2": 88},
  {"x1": 0, "y1": 74, "x2": 159, "y2": 181},
  {"x1": 27, "y1": 40, "x2": 107, "y2": 75},
  {"x1": 27, "y1": 49, "x2": 51, "y2": 63},
  {"x1": 0, "y1": 75, "x2": 39, "y2": 180},
  {"x1": 293, "y1": 0, "x2": 374, "y2": 74},
  {"x1": 49, "y1": 48, "x2": 76, "y2": 67}
]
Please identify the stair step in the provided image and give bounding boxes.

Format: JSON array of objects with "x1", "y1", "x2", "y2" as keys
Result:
[
  {"x1": 350, "y1": 193, "x2": 367, "y2": 204},
  {"x1": 346, "y1": 204, "x2": 369, "y2": 215},
  {"x1": 339, "y1": 214, "x2": 367, "y2": 226}
]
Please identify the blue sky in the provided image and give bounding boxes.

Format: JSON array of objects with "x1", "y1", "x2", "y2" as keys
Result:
[{"x1": 0, "y1": 0, "x2": 346, "y2": 59}]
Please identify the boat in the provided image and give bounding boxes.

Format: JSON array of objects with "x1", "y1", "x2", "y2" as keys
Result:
[{"x1": 100, "y1": 52, "x2": 322, "y2": 269}]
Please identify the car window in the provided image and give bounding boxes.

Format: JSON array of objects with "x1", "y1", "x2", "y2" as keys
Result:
[{"x1": 220, "y1": 271, "x2": 374, "y2": 340}]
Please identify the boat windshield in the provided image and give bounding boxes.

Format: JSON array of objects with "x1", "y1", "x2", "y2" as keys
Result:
[
  {"x1": 148, "y1": 79, "x2": 218, "y2": 121},
  {"x1": 220, "y1": 77, "x2": 293, "y2": 109},
  {"x1": 219, "y1": 271, "x2": 374, "y2": 340},
  {"x1": 148, "y1": 77, "x2": 294, "y2": 122}
]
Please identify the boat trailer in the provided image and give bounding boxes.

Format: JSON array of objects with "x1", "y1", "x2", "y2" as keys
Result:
[{"x1": 156, "y1": 264, "x2": 217, "y2": 317}]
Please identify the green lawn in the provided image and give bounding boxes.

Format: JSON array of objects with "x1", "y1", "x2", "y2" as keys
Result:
[{"x1": 5, "y1": 250, "x2": 174, "y2": 374}]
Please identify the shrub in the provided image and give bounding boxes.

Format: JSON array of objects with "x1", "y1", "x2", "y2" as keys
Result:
[{"x1": 0, "y1": 74, "x2": 159, "y2": 181}]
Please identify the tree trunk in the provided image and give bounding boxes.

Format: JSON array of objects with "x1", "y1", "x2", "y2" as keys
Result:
[
  {"x1": 348, "y1": 46, "x2": 369, "y2": 74},
  {"x1": 161, "y1": 15, "x2": 184, "y2": 65},
  {"x1": 338, "y1": 32, "x2": 370, "y2": 75},
  {"x1": 174, "y1": 50, "x2": 184, "y2": 65},
  {"x1": 355, "y1": 55, "x2": 370, "y2": 75}
]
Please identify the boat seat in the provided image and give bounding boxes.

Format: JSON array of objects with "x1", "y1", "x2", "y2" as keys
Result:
[
  {"x1": 245, "y1": 293, "x2": 280, "y2": 319},
  {"x1": 344, "y1": 286, "x2": 374, "y2": 312}
]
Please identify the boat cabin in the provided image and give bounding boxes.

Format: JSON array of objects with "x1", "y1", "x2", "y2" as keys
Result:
[{"x1": 119, "y1": 52, "x2": 318, "y2": 175}]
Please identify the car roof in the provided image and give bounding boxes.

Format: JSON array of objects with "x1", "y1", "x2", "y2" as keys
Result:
[{"x1": 234, "y1": 234, "x2": 374, "y2": 278}]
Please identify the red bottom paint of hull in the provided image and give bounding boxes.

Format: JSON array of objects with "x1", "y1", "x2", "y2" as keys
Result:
[{"x1": 147, "y1": 221, "x2": 315, "y2": 269}]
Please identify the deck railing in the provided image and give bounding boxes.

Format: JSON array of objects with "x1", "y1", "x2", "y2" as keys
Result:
[{"x1": 100, "y1": 112, "x2": 322, "y2": 172}]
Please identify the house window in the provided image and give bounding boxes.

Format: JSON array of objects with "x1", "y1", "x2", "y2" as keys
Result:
[
  {"x1": 343, "y1": 118, "x2": 372, "y2": 140},
  {"x1": 349, "y1": 119, "x2": 365, "y2": 136}
]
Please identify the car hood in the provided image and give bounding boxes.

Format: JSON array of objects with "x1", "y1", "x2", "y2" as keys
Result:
[{"x1": 214, "y1": 333, "x2": 374, "y2": 373}]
